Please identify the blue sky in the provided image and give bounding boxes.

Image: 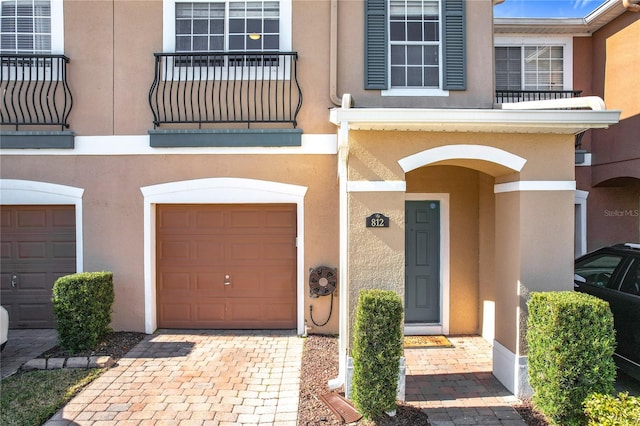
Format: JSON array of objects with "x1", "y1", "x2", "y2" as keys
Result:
[{"x1": 494, "y1": 0, "x2": 609, "y2": 18}]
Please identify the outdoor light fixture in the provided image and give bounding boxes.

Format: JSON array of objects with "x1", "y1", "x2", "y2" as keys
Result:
[{"x1": 249, "y1": 33, "x2": 261, "y2": 40}]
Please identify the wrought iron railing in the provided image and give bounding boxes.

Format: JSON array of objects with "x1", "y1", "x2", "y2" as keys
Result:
[
  {"x1": 496, "y1": 89, "x2": 582, "y2": 104},
  {"x1": 149, "y1": 52, "x2": 302, "y2": 128},
  {"x1": 0, "y1": 54, "x2": 73, "y2": 130}
]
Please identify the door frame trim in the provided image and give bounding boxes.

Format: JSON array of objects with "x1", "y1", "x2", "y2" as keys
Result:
[
  {"x1": 404, "y1": 193, "x2": 450, "y2": 336},
  {"x1": 140, "y1": 178, "x2": 308, "y2": 334}
]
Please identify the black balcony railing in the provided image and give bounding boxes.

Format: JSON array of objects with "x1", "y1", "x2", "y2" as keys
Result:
[
  {"x1": 496, "y1": 89, "x2": 582, "y2": 104},
  {"x1": 0, "y1": 54, "x2": 73, "y2": 130},
  {"x1": 149, "y1": 52, "x2": 302, "y2": 128}
]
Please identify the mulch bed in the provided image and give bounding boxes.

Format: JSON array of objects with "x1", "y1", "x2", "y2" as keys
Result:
[{"x1": 39, "y1": 332, "x2": 147, "y2": 361}]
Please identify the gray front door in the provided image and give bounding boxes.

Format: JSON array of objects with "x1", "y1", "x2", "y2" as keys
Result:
[{"x1": 405, "y1": 201, "x2": 440, "y2": 323}]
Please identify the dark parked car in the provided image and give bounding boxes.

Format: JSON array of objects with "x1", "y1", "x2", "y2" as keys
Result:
[{"x1": 574, "y1": 243, "x2": 640, "y2": 381}]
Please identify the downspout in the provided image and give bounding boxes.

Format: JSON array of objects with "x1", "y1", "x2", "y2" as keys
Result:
[
  {"x1": 329, "y1": 0, "x2": 341, "y2": 106},
  {"x1": 328, "y1": 95, "x2": 352, "y2": 390}
]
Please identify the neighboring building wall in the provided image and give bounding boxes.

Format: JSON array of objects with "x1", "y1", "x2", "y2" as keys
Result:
[{"x1": 576, "y1": 11, "x2": 640, "y2": 250}]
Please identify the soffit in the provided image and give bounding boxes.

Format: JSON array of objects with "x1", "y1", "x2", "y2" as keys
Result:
[{"x1": 329, "y1": 108, "x2": 621, "y2": 135}]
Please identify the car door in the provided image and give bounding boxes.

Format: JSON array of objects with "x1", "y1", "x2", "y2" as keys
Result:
[{"x1": 607, "y1": 258, "x2": 640, "y2": 366}]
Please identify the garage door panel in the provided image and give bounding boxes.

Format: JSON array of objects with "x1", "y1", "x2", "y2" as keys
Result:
[
  {"x1": 195, "y1": 302, "x2": 226, "y2": 321},
  {"x1": 194, "y1": 240, "x2": 224, "y2": 261},
  {"x1": 17, "y1": 241, "x2": 47, "y2": 258},
  {"x1": 159, "y1": 272, "x2": 191, "y2": 291},
  {"x1": 159, "y1": 241, "x2": 191, "y2": 260},
  {"x1": 195, "y1": 211, "x2": 224, "y2": 229},
  {"x1": 16, "y1": 209, "x2": 47, "y2": 228},
  {"x1": 1, "y1": 205, "x2": 76, "y2": 329},
  {"x1": 157, "y1": 204, "x2": 296, "y2": 329},
  {"x1": 159, "y1": 303, "x2": 192, "y2": 322}
]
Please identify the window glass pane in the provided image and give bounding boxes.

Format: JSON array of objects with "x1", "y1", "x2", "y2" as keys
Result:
[
  {"x1": 423, "y1": 44, "x2": 437, "y2": 65},
  {"x1": 575, "y1": 254, "x2": 624, "y2": 289},
  {"x1": 424, "y1": 66, "x2": 438, "y2": 86},
  {"x1": 391, "y1": 66, "x2": 405, "y2": 86},
  {"x1": 17, "y1": 33, "x2": 32, "y2": 49},
  {"x1": 33, "y1": 33, "x2": 48, "y2": 50},
  {"x1": 33, "y1": 0, "x2": 49, "y2": 16},
  {"x1": 391, "y1": 45, "x2": 405, "y2": 66},
  {"x1": 193, "y1": 35, "x2": 208, "y2": 50},
  {"x1": 210, "y1": 35, "x2": 223, "y2": 50},
  {"x1": 176, "y1": 20, "x2": 191, "y2": 35},
  {"x1": 1, "y1": 34, "x2": 16, "y2": 50},
  {"x1": 406, "y1": 21, "x2": 421, "y2": 41},
  {"x1": 406, "y1": 66, "x2": 421, "y2": 86},
  {"x1": 1, "y1": 17, "x2": 16, "y2": 32},
  {"x1": 193, "y1": 19, "x2": 208, "y2": 34},
  {"x1": 33, "y1": 16, "x2": 49, "y2": 32},
  {"x1": 389, "y1": 0, "x2": 441, "y2": 89},
  {"x1": 620, "y1": 261, "x2": 640, "y2": 296},
  {"x1": 423, "y1": 21, "x2": 438, "y2": 41},
  {"x1": 176, "y1": 35, "x2": 191, "y2": 51},
  {"x1": 16, "y1": 16, "x2": 32, "y2": 32},
  {"x1": 174, "y1": 1, "x2": 280, "y2": 58},
  {"x1": 407, "y1": 45, "x2": 422, "y2": 65},
  {"x1": 390, "y1": 21, "x2": 405, "y2": 41},
  {"x1": 263, "y1": 34, "x2": 278, "y2": 49}
]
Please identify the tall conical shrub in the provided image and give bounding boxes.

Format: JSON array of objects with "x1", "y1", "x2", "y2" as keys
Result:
[{"x1": 351, "y1": 289, "x2": 403, "y2": 419}]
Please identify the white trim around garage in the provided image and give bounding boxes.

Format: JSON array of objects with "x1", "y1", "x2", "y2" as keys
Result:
[
  {"x1": 140, "y1": 177, "x2": 308, "y2": 335},
  {"x1": 0, "y1": 179, "x2": 84, "y2": 273}
]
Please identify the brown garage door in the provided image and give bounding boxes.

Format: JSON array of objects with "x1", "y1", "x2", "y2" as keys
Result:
[
  {"x1": 156, "y1": 204, "x2": 297, "y2": 329},
  {"x1": 0, "y1": 205, "x2": 76, "y2": 328}
]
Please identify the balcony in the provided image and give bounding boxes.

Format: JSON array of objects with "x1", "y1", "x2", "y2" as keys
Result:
[
  {"x1": 496, "y1": 89, "x2": 582, "y2": 104},
  {"x1": 149, "y1": 52, "x2": 302, "y2": 131},
  {"x1": 0, "y1": 54, "x2": 73, "y2": 130}
]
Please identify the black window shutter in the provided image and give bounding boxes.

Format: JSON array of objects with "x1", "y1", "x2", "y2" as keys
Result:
[
  {"x1": 442, "y1": 0, "x2": 466, "y2": 90},
  {"x1": 364, "y1": 0, "x2": 388, "y2": 90}
]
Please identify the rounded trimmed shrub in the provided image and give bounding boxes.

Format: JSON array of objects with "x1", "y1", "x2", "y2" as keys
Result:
[
  {"x1": 527, "y1": 291, "x2": 616, "y2": 425},
  {"x1": 584, "y1": 392, "x2": 640, "y2": 425},
  {"x1": 52, "y1": 272, "x2": 114, "y2": 353},
  {"x1": 351, "y1": 289, "x2": 403, "y2": 419}
]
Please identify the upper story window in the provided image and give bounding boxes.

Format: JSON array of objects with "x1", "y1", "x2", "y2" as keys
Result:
[
  {"x1": 164, "y1": 0, "x2": 291, "y2": 53},
  {"x1": 0, "y1": 0, "x2": 63, "y2": 54},
  {"x1": 389, "y1": 0, "x2": 440, "y2": 89},
  {"x1": 175, "y1": 1, "x2": 279, "y2": 53},
  {"x1": 365, "y1": 0, "x2": 465, "y2": 97},
  {"x1": 495, "y1": 45, "x2": 563, "y2": 91},
  {"x1": 494, "y1": 36, "x2": 573, "y2": 92}
]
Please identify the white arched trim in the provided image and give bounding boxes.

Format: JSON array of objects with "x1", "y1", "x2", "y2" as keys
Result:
[
  {"x1": 140, "y1": 178, "x2": 308, "y2": 334},
  {"x1": 398, "y1": 145, "x2": 527, "y2": 173},
  {"x1": 0, "y1": 179, "x2": 84, "y2": 272}
]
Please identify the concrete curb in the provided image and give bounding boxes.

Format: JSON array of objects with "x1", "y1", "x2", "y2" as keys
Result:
[{"x1": 22, "y1": 356, "x2": 115, "y2": 371}]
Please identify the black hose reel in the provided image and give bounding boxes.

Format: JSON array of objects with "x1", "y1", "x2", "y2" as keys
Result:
[{"x1": 308, "y1": 266, "x2": 337, "y2": 327}]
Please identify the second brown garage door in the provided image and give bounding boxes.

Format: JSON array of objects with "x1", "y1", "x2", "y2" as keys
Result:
[{"x1": 156, "y1": 204, "x2": 297, "y2": 329}]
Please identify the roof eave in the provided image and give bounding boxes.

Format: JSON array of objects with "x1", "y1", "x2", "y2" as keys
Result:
[{"x1": 329, "y1": 108, "x2": 621, "y2": 135}]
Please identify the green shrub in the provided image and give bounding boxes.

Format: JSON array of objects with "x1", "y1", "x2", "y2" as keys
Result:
[
  {"x1": 527, "y1": 291, "x2": 616, "y2": 425},
  {"x1": 351, "y1": 289, "x2": 403, "y2": 419},
  {"x1": 584, "y1": 392, "x2": 640, "y2": 426},
  {"x1": 52, "y1": 272, "x2": 114, "y2": 353}
]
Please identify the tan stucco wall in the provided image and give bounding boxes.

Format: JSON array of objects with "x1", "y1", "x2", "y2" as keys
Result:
[
  {"x1": 0, "y1": 153, "x2": 339, "y2": 333},
  {"x1": 346, "y1": 130, "x2": 576, "y2": 352},
  {"x1": 336, "y1": 0, "x2": 495, "y2": 108},
  {"x1": 62, "y1": 0, "x2": 338, "y2": 136}
]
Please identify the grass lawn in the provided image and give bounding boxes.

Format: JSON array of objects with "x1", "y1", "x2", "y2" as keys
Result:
[{"x1": 0, "y1": 368, "x2": 102, "y2": 426}]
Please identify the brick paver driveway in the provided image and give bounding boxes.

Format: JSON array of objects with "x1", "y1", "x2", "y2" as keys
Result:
[{"x1": 45, "y1": 330, "x2": 303, "y2": 426}]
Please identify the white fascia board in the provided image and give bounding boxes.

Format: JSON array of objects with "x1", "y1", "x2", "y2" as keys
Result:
[{"x1": 329, "y1": 108, "x2": 621, "y2": 134}]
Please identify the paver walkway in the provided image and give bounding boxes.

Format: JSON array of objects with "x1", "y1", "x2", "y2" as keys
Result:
[
  {"x1": 405, "y1": 336, "x2": 526, "y2": 425},
  {"x1": 44, "y1": 330, "x2": 303, "y2": 426}
]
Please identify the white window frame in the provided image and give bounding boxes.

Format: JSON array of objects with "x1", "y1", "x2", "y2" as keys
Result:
[
  {"x1": 0, "y1": 0, "x2": 63, "y2": 54},
  {"x1": 163, "y1": 0, "x2": 291, "y2": 53},
  {"x1": 382, "y1": 0, "x2": 449, "y2": 97},
  {"x1": 0, "y1": 0, "x2": 64, "y2": 80},
  {"x1": 162, "y1": 0, "x2": 291, "y2": 80},
  {"x1": 494, "y1": 35, "x2": 573, "y2": 91}
]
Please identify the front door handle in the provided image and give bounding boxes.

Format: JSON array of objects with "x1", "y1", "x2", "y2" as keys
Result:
[
  {"x1": 11, "y1": 274, "x2": 17, "y2": 288},
  {"x1": 224, "y1": 274, "x2": 231, "y2": 286}
]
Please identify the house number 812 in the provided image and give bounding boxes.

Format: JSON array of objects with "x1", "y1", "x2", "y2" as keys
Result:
[{"x1": 366, "y1": 213, "x2": 389, "y2": 228}]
